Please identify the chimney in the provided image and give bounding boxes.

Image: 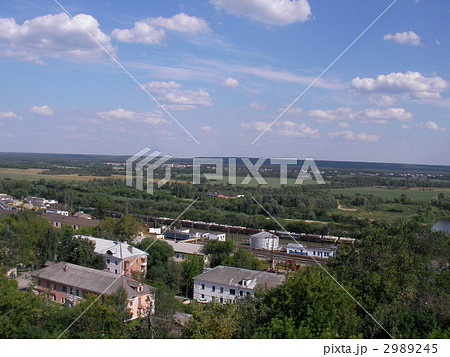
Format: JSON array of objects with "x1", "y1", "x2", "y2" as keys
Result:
[
  {"x1": 127, "y1": 245, "x2": 133, "y2": 253},
  {"x1": 63, "y1": 265, "x2": 69, "y2": 272}
]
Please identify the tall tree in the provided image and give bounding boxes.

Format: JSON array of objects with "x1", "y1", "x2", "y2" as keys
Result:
[
  {"x1": 181, "y1": 254, "x2": 204, "y2": 297},
  {"x1": 203, "y1": 240, "x2": 234, "y2": 268}
]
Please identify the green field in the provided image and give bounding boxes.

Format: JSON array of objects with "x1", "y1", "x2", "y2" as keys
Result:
[
  {"x1": 330, "y1": 186, "x2": 448, "y2": 202},
  {"x1": 0, "y1": 168, "x2": 124, "y2": 181}
]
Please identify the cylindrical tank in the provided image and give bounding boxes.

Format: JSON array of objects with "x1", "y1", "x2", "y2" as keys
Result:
[{"x1": 249, "y1": 232, "x2": 279, "y2": 250}]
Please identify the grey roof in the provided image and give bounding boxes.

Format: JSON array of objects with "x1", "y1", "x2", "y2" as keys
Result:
[
  {"x1": 31, "y1": 262, "x2": 153, "y2": 299},
  {"x1": 194, "y1": 266, "x2": 285, "y2": 290},
  {"x1": 76, "y1": 236, "x2": 148, "y2": 259},
  {"x1": 41, "y1": 213, "x2": 100, "y2": 227},
  {"x1": 165, "y1": 239, "x2": 204, "y2": 255},
  {"x1": 250, "y1": 231, "x2": 279, "y2": 239},
  {"x1": 287, "y1": 242, "x2": 337, "y2": 252}
]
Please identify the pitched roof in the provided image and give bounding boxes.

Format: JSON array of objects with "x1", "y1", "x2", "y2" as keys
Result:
[
  {"x1": 75, "y1": 236, "x2": 148, "y2": 259},
  {"x1": 250, "y1": 231, "x2": 279, "y2": 239},
  {"x1": 165, "y1": 239, "x2": 204, "y2": 255},
  {"x1": 31, "y1": 262, "x2": 153, "y2": 299},
  {"x1": 194, "y1": 266, "x2": 285, "y2": 290},
  {"x1": 41, "y1": 213, "x2": 100, "y2": 227}
]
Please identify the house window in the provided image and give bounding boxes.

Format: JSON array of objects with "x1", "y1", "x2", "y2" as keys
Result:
[
  {"x1": 115, "y1": 269, "x2": 118, "y2": 274},
  {"x1": 107, "y1": 259, "x2": 110, "y2": 264},
  {"x1": 240, "y1": 291, "x2": 243, "y2": 297},
  {"x1": 61, "y1": 297, "x2": 65, "y2": 303},
  {"x1": 212, "y1": 285, "x2": 215, "y2": 292},
  {"x1": 115, "y1": 261, "x2": 118, "y2": 265},
  {"x1": 176, "y1": 253, "x2": 179, "y2": 259},
  {"x1": 246, "y1": 292, "x2": 251, "y2": 297},
  {"x1": 220, "y1": 298, "x2": 223, "y2": 303},
  {"x1": 46, "y1": 282, "x2": 49, "y2": 288},
  {"x1": 51, "y1": 283, "x2": 56, "y2": 290},
  {"x1": 201, "y1": 283, "x2": 205, "y2": 290},
  {"x1": 201, "y1": 294, "x2": 205, "y2": 299},
  {"x1": 230, "y1": 289, "x2": 236, "y2": 296},
  {"x1": 61, "y1": 286, "x2": 66, "y2": 293}
]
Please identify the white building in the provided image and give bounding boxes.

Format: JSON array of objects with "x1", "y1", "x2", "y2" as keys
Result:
[
  {"x1": 75, "y1": 236, "x2": 148, "y2": 276},
  {"x1": 164, "y1": 239, "x2": 205, "y2": 263},
  {"x1": 193, "y1": 266, "x2": 285, "y2": 304},
  {"x1": 249, "y1": 231, "x2": 279, "y2": 250},
  {"x1": 286, "y1": 243, "x2": 336, "y2": 258},
  {"x1": 46, "y1": 209, "x2": 69, "y2": 216}
]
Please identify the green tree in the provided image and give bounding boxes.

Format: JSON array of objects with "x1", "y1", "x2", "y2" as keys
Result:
[
  {"x1": 225, "y1": 249, "x2": 263, "y2": 270},
  {"x1": 203, "y1": 240, "x2": 234, "y2": 268},
  {"x1": 137, "y1": 238, "x2": 174, "y2": 282},
  {"x1": 98, "y1": 215, "x2": 143, "y2": 243},
  {"x1": 181, "y1": 254, "x2": 204, "y2": 298}
]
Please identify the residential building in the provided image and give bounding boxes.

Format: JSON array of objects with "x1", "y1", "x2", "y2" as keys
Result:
[
  {"x1": 193, "y1": 266, "x2": 285, "y2": 303},
  {"x1": 286, "y1": 243, "x2": 337, "y2": 258},
  {"x1": 76, "y1": 236, "x2": 148, "y2": 276},
  {"x1": 31, "y1": 262, "x2": 154, "y2": 320},
  {"x1": 25, "y1": 196, "x2": 46, "y2": 208},
  {"x1": 41, "y1": 212, "x2": 100, "y2": 230},
  {"x1": 164, "y1": 239, "x2": 205, "y2": 263}
]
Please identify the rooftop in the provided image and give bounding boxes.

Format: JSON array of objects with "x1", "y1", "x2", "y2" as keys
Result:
[
  {"x1": 31, "y1": 262, "x2": 153, "y2": 299},
  {"x1": 165, "y1": 239, "x2": 204, "y2": 255},
  {"x1": 41, "y1": 213, "x2": 100, "y2": 227},
  {"x1": 76, "y1": 236, "x2": 148, "y2": 260},
  {"x1": 250, "y1": 231, "x2": 279, "y2": 239},
  {"x1": 194, "y1": 266, "x2": 285, "y2": 290}
]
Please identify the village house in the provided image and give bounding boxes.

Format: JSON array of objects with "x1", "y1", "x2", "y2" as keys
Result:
[
  {"x1": 164, "y1": 239, "x2": 206, "y2": 263},
  {"x1": 31, "y1": 262, "x2": 155, "y2": 320},
  {"x1": 193, "y1": 266, "x2": 285, "y2": 304},
  {"x1": 41, "y1": 212, "x2": 100, "y2": 230},
  {"x1": 76, "y1": 236, "x2": 148, "y2": 276}
]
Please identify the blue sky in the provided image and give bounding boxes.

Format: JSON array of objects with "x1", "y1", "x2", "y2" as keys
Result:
[{"x1": 0, "y1": 0, "x2": 449, "y2": 164}]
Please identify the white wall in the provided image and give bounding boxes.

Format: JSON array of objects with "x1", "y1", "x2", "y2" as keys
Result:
[{"x1": 193, "y1": 279, "x2": 253, "y2": 303}]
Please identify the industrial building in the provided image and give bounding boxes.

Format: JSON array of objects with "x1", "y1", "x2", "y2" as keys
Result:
[
  {"x1": 286, "y1": 243, "x2": 337, "y2": 258},
  {"x1": 249, "y1": 231, "x2": 279, "y2": 250}
]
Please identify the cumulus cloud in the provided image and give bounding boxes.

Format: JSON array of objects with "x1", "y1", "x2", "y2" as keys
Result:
[
  {"x1": 0, "y1": 13, "x2": 115, "y2": 65},
  {"x1": 349, "y1": 71, "x2": 449, "y2": 100},
  {"x1": 423, "y1": 120, "x2": 445, "y2": 131},
  {"x1": 142, "y1": 81, "x2": 213, "y2": 110},
  {"x1": 328, "y1": 131, "x2": 379, "y2": 143},
  {"x1": 112, "y1": 13, "x2": 210, "y2": 44},
  {"x1": 210, "y1": 0, "x2": 312, "y2": 25},
  {"x1": 308, "y1": 107, "x2": 412, "y2": 123},
  {"x1": 97, "y1": 108, "x2": 169, "y2": 125},
  {"x1": 222, "y1": 77, "x2": 239, "y2": 88},
  {"x1": 30, "y1": 105, "x2": 53, "y2": 116},
  {"x1": 383, "y1": 31, "x2": 421, "y2": 46},
  {"x1": 240, "y1": 120, "x2": 318, "y2": 138},
  {"x1": 0, "y1": 111, "x2": 21, "y2": 120}
]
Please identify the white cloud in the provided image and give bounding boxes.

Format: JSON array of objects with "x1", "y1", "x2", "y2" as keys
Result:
[
  {"x1": 97, "y1": 108, "x2": 169, "y2": 125},
  {"x1": 249, "y1": 102, "x2": 267, "y2": 110},
  {"x1": 0, "y1": 13, "x2": 115, "y2": 64},
  {"x1": 350, "y1": 71, "x2": 449, "y2": 100},
  {"x1": 222, "y1": 77, "x2": 239, "y2": 88},
  {"x1": 368, "y1": 95, "x2": 397, "y2": 107},
  {"x1": 278, "y1": 105, "x2": 302, "y2": 115},
  {"x1": 146, "y1": 13, "x2": 210, "y2": 34},
  {"x1": 328, "y1": 131, "x2": 379, "y2": 143},
  {"x1": 308, "y1": 107, "x2": 412, "y2": 123},
  {"x1": 111, "y1": 22, "x2": 165, "y2": 44},
  {"x1": 210, "y1": 0, "x2": 312, "y2": 25},
  {"x1": 240, "y1": 120, "x2": 318, "y2": 138},
  {"x1": 383, "y1": 31, "x2": 421, "y2": 46},
  {"x1": 424, "y1": 120, "x2": 444, "y2": 131},
  {"x1": 142, "y1": 81, "x2": 213, "y2": 110},
  {"x1": 30, "y1": 105, "x2": 53, "y2": 116},
  {"x1": 338, "y1": 122, "x2": 350, "y2": 128},
  {"x1": 401, "y1": 124, "x2": 410, "y2": 130},
  {"x1": 0, "y1": 111, "x2": 21, "y2": 120},
  {"x1": 111, "y1": 13, "x2": 210, "y2": 44},
  {"x1": 200, "y1": 126, "x2": 213, "y2": 133}
]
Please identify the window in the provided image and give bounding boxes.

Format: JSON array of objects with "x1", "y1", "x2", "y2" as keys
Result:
[
  {"x1": 212, "y1": 285, "x2": 215, "y2": 292},
  {"x1": 107, "y1": 259, "x2": 110, "y2": 264},
  {"x1": 220, "y1": 298, "x2": 223, "y2": 303},
  {"x1": 61, "y1": 297, "x2": 65, "y2": 303},
  {"x1": 220, "y1": 287, "x2": 223, "y2": 293},
  {"x1": 76, "y1": 289, "x2": 79, "y2": 296},
  {"x1": 115, "y1": 261, "x2": 118, "y2": 265},
  {"x1": 201, "y1": 283, "x2": 205, "y2": 290},
  {"x1": 240, "y1": 291, "x2": 243, "y2": 297},
  {"x1": 246, "y1": 292, "x2": 251, "y2": 297},
  {"x1": 61, "y1": 286, "x2": 66, "y2": 293},
  {"x1": 115, "y1": 269, "x2": 118, "y2": 274},
  {"x1": 230, "y1": 289, "x2": 235, "y2": 296},
  {"x1": 51, "y1": 283, "x2": 56, "y2": 290},
  {"x1": 201, "y1": 294, "x2": 205, "y2": 299},
  {"x1": 46, "y1": 282, "x2": 49, "y2": 288},
  {"x1": 176, "y1": 253, "x2": 179, "y2": 259}
]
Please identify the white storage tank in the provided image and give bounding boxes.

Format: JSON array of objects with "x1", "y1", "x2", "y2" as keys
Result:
[{"x1": 249, "y1": 231, "x2": 279, "y2": 250}]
